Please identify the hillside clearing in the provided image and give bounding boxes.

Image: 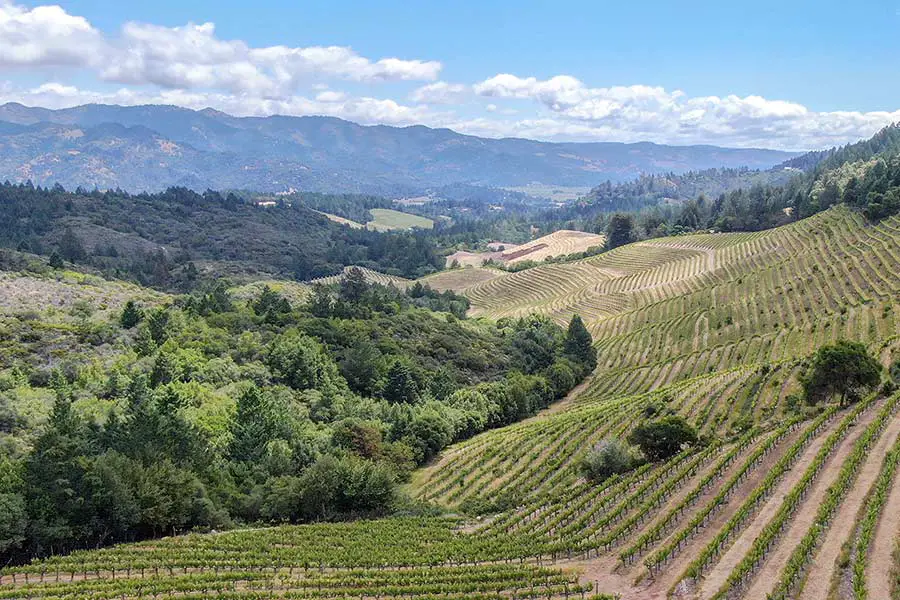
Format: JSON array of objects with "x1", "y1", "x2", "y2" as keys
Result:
[
  {"x1": 313, "y1": 209, "x2": 364, "y2": 228},
  {"x1": 366, "y1": 208, "x2": 434, "y2": 231},
  {"x1": 502, "y1": 229, "x2": 606, "y2": 263},
  {"x1": 418, "y1": 266, "x2": 505, "y2": 293}
]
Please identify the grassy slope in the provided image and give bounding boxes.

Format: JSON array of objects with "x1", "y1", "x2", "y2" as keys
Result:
[
  {"x1": 366, "y1": 208, "x2": 435, "y2": 231},
  {"x1": 312, "y1": 209, "x2": 365, "y2": 229}
]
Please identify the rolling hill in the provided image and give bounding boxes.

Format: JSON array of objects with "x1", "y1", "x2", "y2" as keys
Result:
[
  {"x1": 0, "y1": 102, "x2": 799, "y2": 195},
  {"x1": 2, "y1": 204, "x2": 898, "y2": 600}
]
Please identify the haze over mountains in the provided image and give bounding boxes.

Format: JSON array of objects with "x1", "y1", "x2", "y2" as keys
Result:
[{"x1": 0, "y1": 103, "x2": 800, "y2": 195}]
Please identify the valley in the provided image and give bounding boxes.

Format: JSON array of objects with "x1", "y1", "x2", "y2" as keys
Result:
[{"x1": 1, "y1": 204, "x2": 898, "y2": 599}]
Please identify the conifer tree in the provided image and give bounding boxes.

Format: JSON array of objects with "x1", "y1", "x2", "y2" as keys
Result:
[
  {"x1": 563, "y1": 314, "x2": 597, "y2": 371},
  {"x1": 120, "y1": 300, "x2": 142, "y2": 329}
]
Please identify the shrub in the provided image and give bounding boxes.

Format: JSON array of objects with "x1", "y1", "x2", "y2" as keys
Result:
[{"x1": 580, "y1": 439, "x2": 639, "y2": 483}]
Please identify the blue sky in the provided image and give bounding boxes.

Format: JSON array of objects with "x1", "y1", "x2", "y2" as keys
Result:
[{"x1": 1, "y1": 0, "x2": 898, "y2": 149}]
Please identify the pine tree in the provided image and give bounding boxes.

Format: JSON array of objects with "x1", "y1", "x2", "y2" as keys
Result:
[
  {"x1": 229, "y1": 385, "x2": 278, "y2": 462},
  {"x1": 564, "y1": 314, "x2": 597, "y2": 371},
  {"x1": 606, "y1": 213, "x2": 635, "y2": 249},
  {"x1": 120, "y1": 300, "x2": 142, "y2": 329},
  {"x1": 383, "y1": 361, "x2": 420, "y2": 404}
]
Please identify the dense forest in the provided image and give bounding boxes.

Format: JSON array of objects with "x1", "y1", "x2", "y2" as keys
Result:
[
  {"x1": 0, "y1": 266, "x2": 596, "y2": 562},
  {"x1": 564, "y1": 125, "x2": 900, "y2": 246},
  {"x1": 0, "y1": 185, "x2": 443, "y2": 287}
]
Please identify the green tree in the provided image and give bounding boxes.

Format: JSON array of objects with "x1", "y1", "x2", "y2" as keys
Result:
[
  {"x1": 563, "y1": 314, "x2": 596, "y2": 371},
  {"x1": 252, "y1": 286, "x2": 291, "y2": 317},
  {"x1": 606, "y1": 213, "x2": 635, "y2": 249},
  {"x1": 507, "y1": 316, "x2": 561, "y2": 375},
  {"x1": 547, "y1": 360, "x2": 577, "y2": 399},
  {"x1": 268, "y1": 330, "x2": 340, "y2": 391},
  {"x1": 332, "y1": 418, "x2": 383, "y2": 459},
  {"x1": 146, "y1": 307, "x2": 172, "y2": 346},
  {"x1": 445, "y1": 388, "x2": 492, "y2": 439},
  {"x1": 150, "y1": 351, "x2": 178, "y2": 387},
  {"x1": 339, "y1": 267, "x2": 369, "y2": 305},
  {"x1": 22, "y1": 393, "x2": 93, "y2": 554},
  {"x1": 58, "y1": 227, "x2": 87, "y2": 262},
  {"x1": 306, "y1": 284, "x2": 333, "y2": 317},
  {"x1": 382, "y1": 360, "x2": 420, "y2": 404},
  {"x1": 0, "y1": 457, "x2": 26, "y2": 555},
  {"x1": 120, "y1": 300, "x2": 143, "y2": 329},
  {"x1": 628, "y1": 415, "x2": 698, "y2": 461},
  {"x1": 340, "y1": 340, "x2": 383, "y2": 396},
  {"x1": 295, "y1": 455, "x2": 396, "y2": 521},
  {"x1": 229, "y1": 385, "x2": 279, "y2": 462},
  {"x1": 406, "y1": 407, "x2": 454, "y2": 462},
  {"x1": 802, "y1": 341, "x2": 882, "y2": 406}
]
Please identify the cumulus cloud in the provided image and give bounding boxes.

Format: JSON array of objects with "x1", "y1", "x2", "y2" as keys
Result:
[
  {"x1": 471, "y1": 73, "x2": 900, "y2": 149},
  {"x1": 409, "y1": 81, "x2": 467, "y2": 104},
  {"x1": 315, "y1": 90, "x2": 347, "y2": 103},
  {"x1": 0, "y1": 1, "x2": 440, "y2": 94},
  {"x1": 0, "y1": 1, "x2": 104, "y2": 67}
]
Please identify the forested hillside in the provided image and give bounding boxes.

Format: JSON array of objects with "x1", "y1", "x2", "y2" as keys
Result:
[
  {"x1": 585, "y1": 124, "x2": 900, "y2": 237},
  {"x1": 0, "y1": 264, "x2": 596, "y2": 561},
  {"x1": 0, "y1": 185, "x2": 443, "y2": 283}
]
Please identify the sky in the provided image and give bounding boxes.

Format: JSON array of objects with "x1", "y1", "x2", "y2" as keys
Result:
[{"x1": 1, "y1": 0, "x2": 899, "y2": 150}]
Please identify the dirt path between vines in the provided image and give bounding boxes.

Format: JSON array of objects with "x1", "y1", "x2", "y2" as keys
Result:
[
  {"x1": 799, "y1": 411, "x2": 900, "y2": 600},
  {"x1": 739, "y1": 406, "x2": 879, "y2": 600},
  {"x1": 865, "y1": 429, "x2": 900, "y2": 600},
  {"x1": 650, "y1": 429, "x2": 802, "y2": 598},
  {"x1": 695, "y1": 414, "x2": 847, "y2": 599}
]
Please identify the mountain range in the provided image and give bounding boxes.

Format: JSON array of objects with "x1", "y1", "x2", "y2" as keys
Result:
[{"x1": 0, "y1": 102, "x2": 801, "y2": 195}]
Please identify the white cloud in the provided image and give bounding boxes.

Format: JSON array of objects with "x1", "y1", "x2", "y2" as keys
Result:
[
  {"x1": 315, "y1": 90, "x2": 346, "y2": 103},
  {"x1": 0, "y1": 1, "x2": 440, "y2": 94},
  {"x1": 248, "y1": 45, "x2": 440, "y2": 88},
  {"x1": 409, "y1": 81, "x2": 467, "y2": 104},
  {"x1": 0, "y1": 1, "x2": 104, "y2": 67},
  {"x1": 471, "y1": 73, "x2": 900, "y2": 149}
]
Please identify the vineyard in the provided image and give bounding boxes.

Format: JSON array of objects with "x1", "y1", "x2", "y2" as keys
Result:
[
  {"x1": 3, "y1": 205, "x2": 900, "y2": 599},
  {"x1": 307, "y1": 265, "x2": 413, "y2": 289}
]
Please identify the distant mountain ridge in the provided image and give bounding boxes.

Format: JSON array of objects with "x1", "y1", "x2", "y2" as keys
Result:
[{"x1": 0, "y1": 102, "x2": 801, "y2": 195}]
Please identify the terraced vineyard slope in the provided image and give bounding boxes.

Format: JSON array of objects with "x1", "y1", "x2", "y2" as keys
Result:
[{"x1": 415, "y1": 205, "x2": 900, "y2": 598}]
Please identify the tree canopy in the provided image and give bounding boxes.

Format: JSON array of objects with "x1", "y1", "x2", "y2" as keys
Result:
[
  {"x1": 802, "y1": 341, "x2": 882, "y2": 406},
  {"x1": 628, "y1": 415, "x2": 698, "y2": 462}
]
